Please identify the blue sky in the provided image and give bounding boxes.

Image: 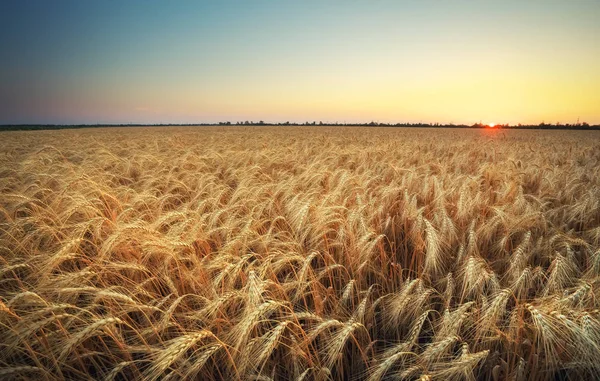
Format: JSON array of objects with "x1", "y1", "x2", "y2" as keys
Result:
[{"x1": 1, "y1": 0, "x2": 599, "y2": 124}]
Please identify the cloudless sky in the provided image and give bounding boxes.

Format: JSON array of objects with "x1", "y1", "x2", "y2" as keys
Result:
[{"x1": 1, "y1": 0, "x2": 599, "y2": 125}]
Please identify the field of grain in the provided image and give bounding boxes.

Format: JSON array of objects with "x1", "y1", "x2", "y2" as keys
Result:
[{"x1": 1, "y1": 126, "x2": 599, "y2": 380}]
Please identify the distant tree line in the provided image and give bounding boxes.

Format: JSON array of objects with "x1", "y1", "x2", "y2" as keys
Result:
[{"x1": 1, "y1": 121, "x2": 598, "y2": 131}]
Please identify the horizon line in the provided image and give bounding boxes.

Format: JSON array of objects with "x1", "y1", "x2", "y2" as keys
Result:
[{"x1": 2, "y1": 121, "x2": 600, "y2": 132}]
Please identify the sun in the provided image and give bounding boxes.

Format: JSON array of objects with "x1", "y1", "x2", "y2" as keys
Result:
[{"x1": 488, "y1": 123, "x2": 496, "y2": 128}]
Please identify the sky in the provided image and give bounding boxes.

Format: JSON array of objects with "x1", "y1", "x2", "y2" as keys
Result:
[{"x1": 1, "y1": 0, "x2": 599, "y2": 125}]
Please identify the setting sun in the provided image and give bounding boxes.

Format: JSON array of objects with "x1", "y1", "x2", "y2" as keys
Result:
[{"x1": 488, "y1": 123, "x2": 496, "y2": 128}]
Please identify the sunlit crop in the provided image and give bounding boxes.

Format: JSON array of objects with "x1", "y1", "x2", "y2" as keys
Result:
[{"x1": 1, "y1": 126, "x2": 599, "y2": 380}]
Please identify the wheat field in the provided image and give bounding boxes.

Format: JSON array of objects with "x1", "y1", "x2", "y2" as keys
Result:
[{"x1": 1, "y1": 126, "x2": 599, "y2": 380}]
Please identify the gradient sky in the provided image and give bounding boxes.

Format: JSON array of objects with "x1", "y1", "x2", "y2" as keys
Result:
[{"x1": 1, "y1": 0, "x2": 599, "y2": 125}]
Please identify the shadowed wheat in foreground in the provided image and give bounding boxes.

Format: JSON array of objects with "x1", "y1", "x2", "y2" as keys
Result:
[{"x1": 1, "y1": 126, "x2": 599, "y2": 380}]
